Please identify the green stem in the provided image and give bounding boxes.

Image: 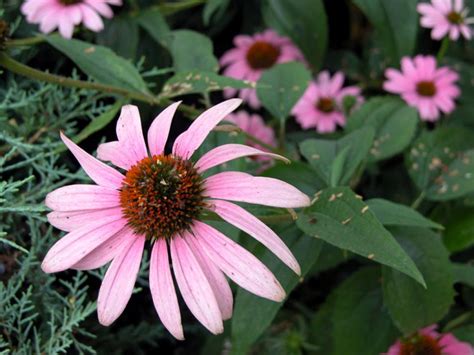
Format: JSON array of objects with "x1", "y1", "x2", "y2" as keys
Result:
[
  {"x1": 278, "y1": 120, "x2": 286, "y2": 151},
  {"x1": 410, "y1": 190, "x2": 426, "y2": 210},
  {"x1": 6, "y1": 36, "x2": 46, "y2": 47},
  {"x1": 437, "y1": 37, "x2": 450, "y2": 63}
]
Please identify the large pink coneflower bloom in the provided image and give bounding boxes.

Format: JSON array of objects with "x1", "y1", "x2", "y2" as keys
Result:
[
  {"x1": 291, "y1": 71, "x2": 363, "y2": 133},
  {"x1": 21, "y1": 0, "x2": 122, "y2": 39},
  {"x1": 220, "y1": 29, "x2": 305, "y2": 108},
  {"x1": 42, "y1": 99, "x2": 310, "y2": 339},
  {"x1": 384, "y1": 55, "x2": 460, "y2": 122},
  {"x1": 384, "y1": 324, "x2": 473, "y2": 355},
  {"x1": 225, "y1": 111, "x2": 277, "y2": 162},
  {"x1": 417, "y1": 0, "x2": 474, "y2": 41}
]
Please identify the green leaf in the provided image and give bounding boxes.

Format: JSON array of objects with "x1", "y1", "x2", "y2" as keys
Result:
[
  {"x1": 262, "y1": 161, "x2": 325, "y2": 196},
  {"x1": 137, "y1": 9, "x2": 171, "y2": 48},
  {"x1": 203, "y1": 0, "x2": 231, "y2": 25},
  {"x1": 366, "y1": 198, "x2": 443, "y2": 229},
  {"x1": 331, "y1": 267, "x2": 399, "y2": 355},
  {"x1": 159, "y1": 71, "x2": 250, "y2": 98},
  {"x1": 406, "y1": 127, "x2": 474, "y2": 200},
  {"x1": 256, "y1": 62, "x2": 310, "y2": 122},
  {"x1": 231, "y1": 224, "x2": 322, "y2": 354},
  {"x1": 443, "y1": 207, "x2": 474, "y2": 252},
  {"x1": 299, "y1": 127, "x2": 375, "y2": 186},
  {"x1": 97, "y1": 16, "x2": 139, "y2": 60},
  {"x1": 382, "y1": 227, "x2": 454, "y2": 335},
  {"x1": 452, "y1": 325, "x2": 474, "y2": 344},
  {"x1": 46, "y1": 35, "x2": 149, "y2": 94},
  {"x1": 262, "y1": 0, "x2": 328, "y2": 70},
  {"x1": 346, "y1": 97, "x2": 418, "y2": 161},
  {"x1": 297, "y1": 187, "x2": 425, "y2": 286},
  {"x1": 353, "y1": 0, "x2": 418, "y2": 63},
  {"x1": 452, "y1": 262, "x2": 474, "y2": 287},
  {"x1": 168, "y1": 30, "x2": 219, "y2": 72}
]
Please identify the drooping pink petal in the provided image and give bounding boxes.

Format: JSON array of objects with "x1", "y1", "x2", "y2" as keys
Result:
[
  {"x1": 209, "y1": 199, "x2": 300, "y2": 275},
  {"x1": 47, "y1": 207, "x2": 123, "y2": 232},
  {"x1": 149, "y1": 239, "x2": 184, "y2": 340},
  {"x1": 72, "y1": 226, "x2": 131, "y2": 270},
  {"x1": 80, "y1": 4, "x2": 104, "y2": 31},
  {"x1": 195, "y1": 144, "x2": 288, "y2": 173},
  {"x1": 170, "y1": 236, "x2": 223, "y2": 334},
  {"x1": 97, "y1": 141, "x2": 139, "y2": 170},
  {"x1": 147, "y1": 101, "x2": 181, "y2": 156},
  {"x1": 45, "y1": 184, "x2": 120, "y2": 211},
  {"x1": 192, "y1": 222, "x2": 285, "y2": 302},
  {"x1": 185, "y1": 232, "x2": 233, "y2": 320},
  {"x1": 41, "y1": 217, "x2": 126, "y2": 273},
  {"x1": 205, "y1": 171, "x2": 310, "y2": 208},
  {"x1": 172, "y1": 99, "x2": 242, "y2": 159},
  {"x1": 60, "y1": 132, "x2": 124, "y2": 189},
  {"x1": 97, "y1": 234, "x2": 145, "y2": 326}
]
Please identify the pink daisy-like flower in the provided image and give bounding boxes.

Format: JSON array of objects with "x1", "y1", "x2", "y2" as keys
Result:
[
  {"x1": 384, "y1": 324, "x2": 473, "y2": 355},
  {"x1": 417, "y1": 0, "x2": 474, "y2": 41},
  {"x1": 220, "y1": 29, "x2": 305, "y2": 108},
  {"x1": 21, "y1": 0, "x2": 122, "y2": 39},
  {"x1": 42, "y1": 99, "x2": 310, "y2": 339},
  {"x1": 384, "y1": 55, "x2": 460, "y2": 122},
  {"x1": 291, "y1": 71, "x2": 363, "y2": 133},
  {"x1": 225, "y1": 111, "x2": 277, "y2": 162}
]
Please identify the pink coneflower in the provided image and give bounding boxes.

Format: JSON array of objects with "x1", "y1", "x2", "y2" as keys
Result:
[
  {"x1": 21, "y1": 0, "x2": 122, "y2": 39},
  {"x1": 43, "y1": 99, "x2": 310, "y2": 339},
  {"x1": 291, "y1": 71, "x2": 363, "y2": 133},
  {"x1": 417, "y1": 0, "x2": 474, "y2": 41},
  {"x1": 384, "y1": 55, "x2": 460, "y2": 122},
  {"x1": 220, "y1": 29, "x2": 305, "y2": 108},
  {"x1": 385, "y1": 324, "x2": 473, "y2": 355},
  {"x1": 225, "y1": 111, "x2": 277, "y2": 162}
]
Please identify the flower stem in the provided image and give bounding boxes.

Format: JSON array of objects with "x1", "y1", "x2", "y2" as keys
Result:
[
  {"x1": 6, "y1": 36, "x2": 46, "y2": 47},
  {"x1": 410, "y1": 190, "x2": 426, "y2": 210},
  {"x1": 436, "y1": 37, "x2": 450, "y2": 63}
]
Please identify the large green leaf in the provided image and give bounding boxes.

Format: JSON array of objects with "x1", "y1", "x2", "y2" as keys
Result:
[
  {"x1": 443, "y1": 207, "x2": 474, "y2": 252},
  {"x1": 168, "y1": 30, "x2": 219, "y2": 72},
  {"x1": 159, "y1": 71, "x2": 250, "y2": 98},
  {"x1": 346, "y1": 97, "x2": 418, "y2": 161},
  {"x1": 46, "y1": 35, "x2": 149, "y2": 94},
  {"x1": 353, "y1": 0, "x2": 418, "y2": 64},
  {"x1": 406, "y1": 127, "x2": 474, "y2": 200},
  {"x1": 262, "y1": 0, "x2": 328, "y2": 70},
  {"x1": 382, "y1": 227, "x2": 454, "y2": 335},
  {"x1": 137, "y1": 9, "x2": 171, "y2": 48},
  {"x1": 297, "y1": 187, "x2": 425, "y2": 286},
  {"x1": 452, "y1": 262, "x2": 474, "y2": 287},
  {"x1": 231, "y1": 224, "x2": 322, "y2": 354},
  {"x1": 366, "y1": 198, "x2": 443, "y2": 229},
  {"x1": 331, "y1": 267, "x2": 399, "y2": 355},
  {"x1": 256, "y1": 62, "x2": 310, "y2": 123},
  {"x1": 299, "y1": 127, "x2": 375, "y2": 186},
  {"x1": 96, "y1": 16, "x2": 139, "y2": 60}
]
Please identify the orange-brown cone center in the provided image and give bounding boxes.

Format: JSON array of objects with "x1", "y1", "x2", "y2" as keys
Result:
[
  {"x1": 246, "y1": 41, "x2": 280, "y2": 70},
  {"x1": 447, "y1": 11, "x2": 463, "y2": 24},
  {"x1": 316, "y1": 97, "x2": 336, "y2": 113},
  {"x1": 400, "y1": 334, "x2": 442, "y2": 355},
  {"x1": 119, "y1": 155, "x2": 205, "y2": 239},
  {"x1": 416, "y1": 81, "x2": 437, "y2": 97}
]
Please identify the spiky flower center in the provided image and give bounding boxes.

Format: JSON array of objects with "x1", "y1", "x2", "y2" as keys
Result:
[
  {"x1": 447, "y1": 11, "x2": 464, "y2": 24},
  {"x1": 316, "y1": 97, "x2": 336, "y2": 113},
  {"x1": 416, "y1": 81, "x2": 437, "y2": 97},
  {"x1": 400, "y1": 334, "x2": 442, "y2": 355},
  {"x1": 246, "y1": 41, "x2": 280, "y2": 69},
  {"x1": 59, "y1": 0, "x2": 83, "y2": 5},
  {"x1": 119, "y1": 155, "x2": 205, "y2": 240}
]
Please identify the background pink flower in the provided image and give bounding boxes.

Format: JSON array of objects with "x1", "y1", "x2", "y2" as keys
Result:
[
  {"x1": 384, "y1": 55, "x2": 460, "y2": 122},
  {"x1": 220, "y1": 29, "x2": 305, "y2": 108},
  {"x1": 418, "y1": 0, "x2": 474, "y2": 40},
  {"x1": 21, "y1": 0, "x2": 122, "y2": 39},
  {"x1": 225, "y1": 111, "x2": 277, "y2": 162},
  {"x1": 43, "y1": 99, "x2": 310, "y2": 340},
  {"x1": 291, "y1": 71, "x2": 363, "y2": 133},
  {"x1": 385, "y1": 324, "x2": 473, "y2": 355}
]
